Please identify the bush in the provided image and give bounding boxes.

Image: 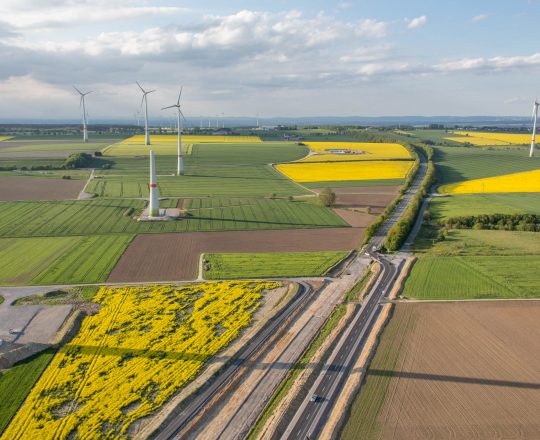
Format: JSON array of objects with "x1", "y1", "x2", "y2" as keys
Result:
[
  {"x1": 94, "y1": 151, "x2": 103, "y2": 157},
  {"x1": 62, "y1": 175, "x2": 71, "y2": 180}
]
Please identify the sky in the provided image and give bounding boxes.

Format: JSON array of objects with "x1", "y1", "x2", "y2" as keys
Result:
[{"x1": 0, "y1": 0, "x2": 540, "y2": 121}]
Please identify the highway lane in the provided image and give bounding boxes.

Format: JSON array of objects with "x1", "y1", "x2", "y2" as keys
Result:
[
  {"x1": 282, "y1": 255, "x2": 399, "y2": 440},
  {"x1": 153, "y1": 282, "x2": 314, "y2": 440}
]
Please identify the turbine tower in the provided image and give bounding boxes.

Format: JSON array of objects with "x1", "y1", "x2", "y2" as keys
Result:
[
  {"x1": 136, "y1": 82, "x2": 156, "y2": 146},
  {"x1": 148, "y1": 150, "x2": 160, "y2": 217},
  {"x1": 530, "y1": 99, "x2": 539, "y2": 158},
  {"x1": 73, "y1": 86, "x2": 91, "y2": 143},
  {"x1": 162, "y1": 87, "x2": 186, "y2": 176}
]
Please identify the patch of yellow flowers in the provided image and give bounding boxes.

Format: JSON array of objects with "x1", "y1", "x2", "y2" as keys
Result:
[
  {"x1": 439, "y1": 169, "x2": 540, "y2": 194},
  {"x1": 446, "y1": 131, "x2": 533, "y2": 146},
  {"x1": 276, "y1": 160, "x2": 414, "y2": 183},
  {"x1": 301, "y1": 142, "x2": 411, "y2": 162},
  {"x1": 3, "y1": 281, "x2": 280, "y2": 439}
]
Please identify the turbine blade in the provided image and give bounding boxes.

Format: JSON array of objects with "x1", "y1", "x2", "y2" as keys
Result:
[
  {"x1": 148, "y1": 89, "x2": 156, "y2": 94},
  {"x1": 136, "y1": 81, "x2": 146, "y2": 93},
  {"x1": 140, "y1": 94, "x2": 145, "y2": 109},
  {"x1": 177, "y1": 86, "x2": 183, "y2": 105},
  {"x1": 179, "y1": 109, "x2": 187, "y2": 123},
  {"x1": 162, "y1": 105, "x2": 177, "y2": 110},
  {"x1": 73, "y1": 85, "x2": 83, "y2": 95}
]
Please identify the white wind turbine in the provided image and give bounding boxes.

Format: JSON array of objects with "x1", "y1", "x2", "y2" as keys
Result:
[
  {"x1": 530, "y1": 99, "x2": 539, "y2": 157},
  {"x1": 162, "y1": 87, "x2": 186, "y2": 176},
  {"x1": 136, "y1": 81, "x2": 156, "y2": 146},
  {"x1": 73, "y1": 86, "x2": 91, "y2": 143}
]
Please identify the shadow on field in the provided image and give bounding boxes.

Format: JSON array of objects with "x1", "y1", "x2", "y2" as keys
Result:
[{"x1": 368, "y1": 369, "x2": 540, "y2": 390}]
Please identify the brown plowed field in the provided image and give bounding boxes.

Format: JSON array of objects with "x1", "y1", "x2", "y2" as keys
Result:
[
  {"x1": 341, "y1": 301, "x2": 540, "y2": 440},
  {"x1": 0, "y1": 176, "x2": 85, "y2": 200},
  {"x1": 108, "y1": 227, "x2": 364, "y2": 282},
  {"x1": 313, "y1": 185, "x2": 400, "y2": 224}
]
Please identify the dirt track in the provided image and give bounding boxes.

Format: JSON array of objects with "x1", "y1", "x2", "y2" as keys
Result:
[
  {"x1": 0, "y1": 176, "x2": 86, "y2": 200},
  {"x1": 346, "y1": 301, "x2": 540, "y2": 440},
  {"x1": 108, "y1": 228, "x2": 364, "y2": 282}
]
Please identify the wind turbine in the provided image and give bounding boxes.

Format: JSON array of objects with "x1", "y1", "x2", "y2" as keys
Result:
[
  {"x1": 73, "y1": 86, "x2": 91, "y2": 143},
  {"x1": 136, "y1": 81, "x2": 156, "y2": 146},
  {"x1": 162, "y1": 87, "x2": 186, "y2": 176},
  {"x1": 530, "y1": 99, "x2": 539, "y2": 157}
]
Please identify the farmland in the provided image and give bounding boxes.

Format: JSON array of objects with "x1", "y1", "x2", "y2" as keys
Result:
[
  {"x1": 108, "y1": 228, "x2": 362, "y2": 282},
  {"x1": 447, "y1": 131, "x2": 534, "y2": 145},
  {"x1": 0, "y1": 176, "x2": 85, "y2": 201},
  {"x1": 276, "y1": 160, "x2": 414, "y2": 183},
  {"x1": 0, "y1": 235, "x2": 132, "y2": 285},
  {"x1": 402, "y1": 255, "x2": 540, "y2": 299},
  {"x1": 2, "y1": 281, "x2": 280, "y2": 439},
  {"x1": 0, "y1": 198, "x2": 346, "y2": 238},
  {"x1": 439, "y1": 169, "x2": 540, "y2": 194},
  {"x1": 428, "y1": 193, "x2": 540, "y2": 219},
  {"x1": 204, "y1": 251, "x2": 348, "y2": 279},
  {"x1": 0, "y1": 349, "x2": 56, "y2": 433},
  {"x1": 433, "y1": 146, "x2": 539, "y2": 185},
  {"x1": 341, "y1": 302, "x2": 540, "y2": 439},
  {"x1": 300, "y1": 142, "x2": 411, "y2": 162},
  {"x1": 92, "y1": 141, "x2": 310, "y2": 197}
]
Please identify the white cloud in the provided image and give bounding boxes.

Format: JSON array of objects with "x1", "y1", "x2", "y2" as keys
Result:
[
  {"x1": 470, "y1": 14, "x2": 489, "y2": 23},
  {"x1": 338, "y1": 2, "x2": 353, "y2": 9},
  {"x1": 407, "y1": 15, "x2": 428, "y2": 29},
  {"x1": 2, "y1": 10, "x2": 387, "y2": 57},
  {"x1": 0, "y1": 0, "x2": 187, "y2": 29},
  {"x1": 434, "y1": 53, "x2": 540, "y2": 72}
]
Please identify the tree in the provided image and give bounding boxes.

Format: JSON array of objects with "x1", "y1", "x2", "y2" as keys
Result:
[{"x1": 319, "y1": 188, "x2": 336, "y2": 207}]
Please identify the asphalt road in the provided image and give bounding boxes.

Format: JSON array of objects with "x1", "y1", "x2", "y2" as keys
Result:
[
  {"x1": 281, "y1": 254, "x2": 399, "y2": 440},
  {"x1": 153, "y1": 282, "x2": 313, "y2": 440}
]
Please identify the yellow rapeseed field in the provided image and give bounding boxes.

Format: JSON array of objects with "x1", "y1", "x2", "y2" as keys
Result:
[
  {"x1": 439, "y1": 169, "x2": 540, "y2": 194},
  {"x1": 300, "y1": 142, "x2": 411, "y2": 162},
  {"x1": 0, "y1": 136, "x2": 13, "y2": 141},
  {"x1": 3, "y1": 281, "x2": 280, "y2": 439},
  {"x1": 276, "y1": 160, "x2": 414, "y2": 183},
  {"x1": 446, "y1": 131, "x2": 533, "y2": 146}
]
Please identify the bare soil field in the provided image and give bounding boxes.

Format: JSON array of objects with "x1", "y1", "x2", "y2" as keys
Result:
[
  {"x1": 0, "y1": 176, "x2": 85, "y2": 200},
  {"x1": 108, "y1": 227, "x2": 364, "y2": 282},
  {"x1": 341, "y1": 301, "x2": 540, "y2": 440},
  {"x1": 313, "y1": 185, "x2": 400, "y2": 224}
]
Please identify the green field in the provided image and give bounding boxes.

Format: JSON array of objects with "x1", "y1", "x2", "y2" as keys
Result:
[
  {"x1": 0, "y1": 349, "x2": 56, "y2": 433},
  {"x1": 204, "y1": 251, "x2": 348, "y2": 279},
  {"x1": 415, "y1": 229, "x2": 540, "y2": 256},
  {"x1": 0, "y1": 140, "x2": 117, "y2": 153},
  {"x1": 340, "y1": 304, "x2": 417, "y2": 440},
  {"x1": 433, "y1": 146, "x2": 540, "y2": 185},
  {"x1": 0, "y1": 198, "x2": 347, "y2": 238},
  {"x1": 89, "y1": 142, "x2": 310, "y2": 197},
  {"x1": 429, "y1": 193, "x2": 540, "y2": 220},
  {"x1": 402, "y1": 255, "x2": 540, "y2": 299},
  {"x1": 0, "y1": 235, "x2": 132, "y2": 285}
]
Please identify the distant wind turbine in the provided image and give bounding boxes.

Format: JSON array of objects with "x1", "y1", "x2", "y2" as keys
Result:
[
  {"x1": 531, "y1": 99, "x2": 539, "y2": 157},
  {"x1": 162, "y1": 87, "x2": 186, "y2": 176},
  {"x1": 136, "y1": 81, "x2": 156, "y2": 145},
  {"x1": 73, "y1": 86, "x2": 91, "y2": 143}
]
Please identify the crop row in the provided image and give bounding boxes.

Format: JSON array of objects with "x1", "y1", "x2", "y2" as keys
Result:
[{"x1": 0, "y1": 198, "x2": 346, "y2": 238}]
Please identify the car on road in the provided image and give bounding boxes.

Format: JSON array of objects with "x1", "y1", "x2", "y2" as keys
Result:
[{"x1": 310, "y1": 394, "x2": 320, "y2": 402}]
